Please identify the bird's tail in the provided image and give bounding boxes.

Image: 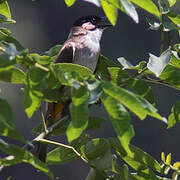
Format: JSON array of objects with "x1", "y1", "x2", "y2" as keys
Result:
[{"x1": 36, "y1": 102, "x2": 64, "y2": 162}]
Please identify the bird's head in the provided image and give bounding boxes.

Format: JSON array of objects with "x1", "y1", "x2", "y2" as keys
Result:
[{"x1": 72, "y1": 15, "x2": 112, "y2": 31}]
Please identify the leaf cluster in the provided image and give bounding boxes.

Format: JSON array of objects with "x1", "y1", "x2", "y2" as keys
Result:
[{"x1": 0, "y1": 0, "x2": 180, "y2": 180}]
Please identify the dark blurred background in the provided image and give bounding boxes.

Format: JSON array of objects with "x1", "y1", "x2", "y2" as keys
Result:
[{"x1": 0, "y1": 0, "x2": 180, "y2": 179}]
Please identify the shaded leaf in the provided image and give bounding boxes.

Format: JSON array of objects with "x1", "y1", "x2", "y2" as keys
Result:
[
  {"x1": 101, "y1": 0, "x2": 118, "y2": 26},
  {"x1": 130, "y1": 0, "x2": 160, "y2": 18},
  {"x1": 102, "y1": 81, "x2": 166, "y2": 121},
  {"x1": 44, "y1": 45, "x2": 62, "y2": 57},
  {"x1": 66, "y1": 86, "x2": 89, "y2": 142},
  {"x1": 109, "y1": 138, "x2": 163, "y2": 174},
  {"x1": 168, "y1": 12, "x2": 180, "y2": 26},
  {"x1": 47, "y1": 134, "x2": 90, "y2": 165},
  {"x1": 108, "y1": 67, "x2": 129, "y2": 85},
  {"x1": 158, "y1": 0, "x2": 169, "y2": 14},
  {"x1": 0, "y1": 67, "x2": 25, "y2": 84},
  {"x1": 80, "y1": 138, "x2": 110, "y2": 160},
  {"x1": 0, "y1": 1, "x2": 11, "y2": 19},
  {"x1": 147, "y1": 48, "x2": 171, "y2": 77},
  {"x1": 128, "y1": 79, "x2": 155, "y2": 105},
  {"x1": 0, "y1": 16, "x2": 15, "y2": 24},
  {"x1": 167, "y1": 101, "x2": 180, "y2": 128},
  {"x1": 96, "y1": 54, "x2": 119, "y2": 80},
  {"x1": 0, "y1": 30, "x2": 24, "y2": 51},
  {"x1": 120, "y1": 0, "x2": 139, "y2": 23},
  {"x1": 102, "y1": 93, "x2": 134, "y2": 156},
  {"x1": 0, "y1": 139, "x2": 53, "y2": 179},
  {"x1": 0, "y1": 99, "x2": 25, "y2": 142}
]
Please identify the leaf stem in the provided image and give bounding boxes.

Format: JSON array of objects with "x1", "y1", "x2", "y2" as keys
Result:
[
  {"x1": 39, "y1": 139, "x2": 88, "y2": 163},
  {"x1": 35, "y1": 63, "x2": 49, "y2": 72}
]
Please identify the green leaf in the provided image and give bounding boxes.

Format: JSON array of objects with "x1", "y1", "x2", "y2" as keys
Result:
[
  {"x1": 90, "y1": 150, "x2": 115, "y2": 170},
  {"x1": 96, "y1": 54, "x2": 119, "y2": 80},
  {"x1": 64, "y1": 0, "x2": 76, "y2": 7},
  {"x1": 167, "y1": 101, "x2": 180, "y2": 128},
  {"x1": 102, "y1": 93, "x2": 134, "y2": 156},
  {"x1": 0, "y1": 67, "x2": 25, "y2": 84},
  {"x1": 128, "y1": 79, "x2": 155, "y2": 105},
  {"x1": 109, "y1": 138, "x2": 163, "y2": 174},
  {"x1": 0, "y1": 139, "x2": 53, "y2": 179},
  {"x1": 80, "y1": 138, "x2": 110, "y2": 160},
  {"x1": 108, "y1": 67, "x2": 129, "y2": 85},
  {"x1": 168, "y1": 13, "x2": 180, "y2": 26},
  {"x1": 158, "y1": 0, "x2": 169, "y2": 14},
  {"x1": 66, "y1": 86, "x2": 89, "y2": 142},
  {"x1": 51, "y1": 63, "x2": 93, "y2": 86},
  {"x1": 166, "y1": 153, "x2": 171, "y2": 165},
  {"x1": 0, "y1": 30, "x2": 24, "y2": 51},
  {"x1": 160, "y1": 65, "x2": 180, "y2": 88},
  {"x1": 173, "y1": 44, "x2": 180, "y2": 53},
  {"x1": 101, "y1": 0, "x2": 118, "y2": 26},
  {"x1": 0, "y1": 1, "x2": 11, "y2": 19},
  {"x1": 47, "y1": 134, "x2": 90, "y2": 165},
  {"x1": 120, "y1": 0, "x2": 139, "y2": 23},
  {"x1": 102, "y1": 81, "x2": 166, "y2": 121},
  {"x1": 0, "y1": 16, "x2": 15, "y2": 24},
  {"x1": 130, "y1": 0, "x2": 160, "y2": 18},
  {"x1": 24, "y1": 69, "x2": 45, "y2": 118},
  {"x1": 0, "y1": 99, "x2": 26, "y2": 142},
  {"x1": 44, "y1": 44, "x2": 62, "y2": 57},
  {"x1": 168, "y1": 0, "x2": 176, "y2": 7},
  {"x1": 147, "y1": 48, "x2": 171, "y2": 77},
  {"x1": 87, "y1": 116, "x2": 106, "y2": 130}
]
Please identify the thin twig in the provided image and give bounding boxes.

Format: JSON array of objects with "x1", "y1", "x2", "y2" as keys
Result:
[
  {"x1": 40, "y1": 106, "x2": 47, "y2": 133},
  {"x1": 141, "y1": 78, "x2": 180, "y2": 91},
  {"x1": 39, "y1": 139, "x2": 88, "y2": 163}
]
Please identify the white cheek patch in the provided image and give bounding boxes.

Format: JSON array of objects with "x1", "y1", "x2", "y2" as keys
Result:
[{"x1": 82, "y1": 22, "x2": 96, "y2": 30}]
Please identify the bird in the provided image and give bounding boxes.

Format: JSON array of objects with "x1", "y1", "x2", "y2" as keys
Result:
[{"x1": 36, "y1": 15, "x2": 112, "y2": 162}]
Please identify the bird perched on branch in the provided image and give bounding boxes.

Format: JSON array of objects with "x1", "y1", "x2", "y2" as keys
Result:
[{"x1": 36, "y1": 15, "x2": 112, "y2": 162}]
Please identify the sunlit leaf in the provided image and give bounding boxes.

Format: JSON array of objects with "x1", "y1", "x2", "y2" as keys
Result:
[
  {"x1": 166, "y1": 153, "x2": 171, "y2": 165},
  {"x1": 147, "y1": 48, "x2": 171, "y2": 77},
  {"x1": 109, "y1": 138, "x2": 163, "y2": 174},
  {"x1": 167, "y1": 101, "x2": 180, "y2": 128},
  {"x1": 173, "y1": 161, "x2": 180, "y2": 170},
  {"x1": 0, "y1": 67, "x2": 25, "y2": 84},
  {"x1": 0, "y1": 1, "x2": 11, "y2": 19},
  {"x1": 66, "y1": 86, "x2": 89, "y2": 142},
  {"x1": 130, "y1": 0, "x2": 160, "y2": 18},
  {"x1": 101, "y1": 0, "x2": 118, "y2": 25},
  {"x1": 102, "y1": 81, "x2": 166, "y2": 121},
  {"x1": 64, "y1": 0, "x2": 76, "y2": 7},
  {"x1": 168, "y1": 0, "x2": 176, "y2": 7},
  {"x1": 168, "y1": 12, "x2": 180, "y2": 26},
  {"x1": 0, "y1": 99, "x2": 26, "y2": 142}
]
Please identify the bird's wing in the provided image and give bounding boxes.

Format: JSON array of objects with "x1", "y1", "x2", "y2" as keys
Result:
[{"x1": 55, "y1": 42, "x2": 75, "y2": 63}]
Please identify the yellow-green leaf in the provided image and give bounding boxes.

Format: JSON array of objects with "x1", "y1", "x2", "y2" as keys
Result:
[
  {"x1": 166, "y1": 153, "x2": 171, "y2": 165},
  {"x1": 161, "y1": 152, "x2": 165, "y2": 163},
  {"x1": 130, "y1": 0, "x2": 160, "y2": 18},
  {"x1": 101, "y1": 0, "x2": 118, "y2": 25},
  {"x1": 173, "y1": 162, "x2": 180, "y2": 170},
  {"x1": 65, "y1": 0, "x2": 76, "y2": 7},
  {"x1": 168, "y1": 0, "x2": 176, "y2": 7},
  {"x1": 0, "y1": 1, "x2": 11, "y2": 19}
]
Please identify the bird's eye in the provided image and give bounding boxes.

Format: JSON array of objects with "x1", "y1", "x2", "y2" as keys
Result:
[{"x1": 91, "y1": 18, "x2": 97, "y2": 24}]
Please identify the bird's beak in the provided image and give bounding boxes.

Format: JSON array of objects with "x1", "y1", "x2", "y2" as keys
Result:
[{"x1": 97, "y1": 16, "x2": 113, "y2": 29}]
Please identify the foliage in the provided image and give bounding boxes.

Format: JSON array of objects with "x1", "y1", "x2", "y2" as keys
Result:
[{"x1": 0, "y1": 0, "x2": 180, "y2": 180}]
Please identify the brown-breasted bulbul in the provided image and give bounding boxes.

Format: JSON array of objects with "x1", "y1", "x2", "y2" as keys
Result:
[{"x1": 36, "y1": 15, "x2": 112, "y2": 162}]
